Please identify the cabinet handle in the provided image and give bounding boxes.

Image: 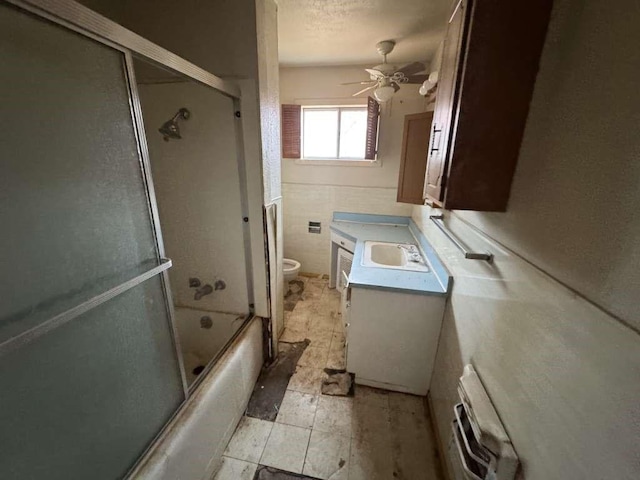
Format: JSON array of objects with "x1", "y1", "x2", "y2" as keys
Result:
[{"x1": 429, "y1": 124, "x2": 442, "y2": 155}]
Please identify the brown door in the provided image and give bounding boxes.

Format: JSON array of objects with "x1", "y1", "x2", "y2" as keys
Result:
[
  {"x1": 424, "y1": 0, "x2": 468, "y2": 203},
  {"x1": 397, "y1": 112, "x2": 434, "y2": 204}
]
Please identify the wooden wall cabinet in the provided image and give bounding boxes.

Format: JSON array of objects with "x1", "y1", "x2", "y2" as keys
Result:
[
  {"x1": 397, "y1": 111, "x2": 434, "y2": 205},
  {"x1": 424, "y1": 0, "x2": 553, "y2": 211}
]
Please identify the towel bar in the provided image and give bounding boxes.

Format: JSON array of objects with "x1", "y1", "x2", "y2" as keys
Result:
[{"x1": 429, "y1": 215, "x2": 493, "y2": 263}]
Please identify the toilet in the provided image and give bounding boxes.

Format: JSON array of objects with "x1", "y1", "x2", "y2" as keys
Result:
[{"x1": 283, "y1": 258, "x2": 301, "y2": 283}]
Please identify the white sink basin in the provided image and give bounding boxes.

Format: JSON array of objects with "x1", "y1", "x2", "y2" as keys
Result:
[{"x1": 362, "y1": 241, "x2": 429, "y2": 272}]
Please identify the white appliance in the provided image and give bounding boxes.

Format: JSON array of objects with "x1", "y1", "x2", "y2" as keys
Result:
[
  {"x1": 330, "y1": 231, "x2": 355, "y2": 289},
  {"x1": 336, "y1": 247, "x2": 354, "y2": 293},
  {"x1": 448, "y1": 365, "x2": 519, "y2": 480}
]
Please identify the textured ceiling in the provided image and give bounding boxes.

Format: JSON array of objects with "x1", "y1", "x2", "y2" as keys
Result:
[{"x1": 277, "y1": 0, "x2": 451, "y2": 67}]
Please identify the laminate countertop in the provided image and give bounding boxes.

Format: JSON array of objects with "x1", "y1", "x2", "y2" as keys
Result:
[{"x1": 330, "y1": 212, "x2": 451, "y2": 296}]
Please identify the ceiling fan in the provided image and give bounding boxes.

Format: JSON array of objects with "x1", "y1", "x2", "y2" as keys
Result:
[{"x1": 342, "y1": 40, "x2": 429, "y2": 103}]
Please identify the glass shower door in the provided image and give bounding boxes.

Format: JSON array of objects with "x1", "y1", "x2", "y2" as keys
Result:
[{"x1": 0, "y1": 3, "x2": 185, "y2": 479}]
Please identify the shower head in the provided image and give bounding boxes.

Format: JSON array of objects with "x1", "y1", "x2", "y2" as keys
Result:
[{"x1": 159, "y1": 108, "x2": 190, "y2": 141}]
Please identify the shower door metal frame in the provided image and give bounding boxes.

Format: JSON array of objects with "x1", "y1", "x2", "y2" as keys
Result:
[
  {"x1": 3, "y1": 0, "x2": 241, "y2": 99},
  {"x1": 2, "y1": 0, "x2": 256, "y2": 476}
]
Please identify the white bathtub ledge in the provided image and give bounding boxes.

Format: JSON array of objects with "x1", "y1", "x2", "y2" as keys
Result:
[{"x1": 129, "y1": 317, "x2": 263, "y2": 480}]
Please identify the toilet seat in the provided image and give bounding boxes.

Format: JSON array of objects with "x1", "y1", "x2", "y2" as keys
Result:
[
  {"x1": 283, "y1": 258, "x2": 300, "y2": 271},
  {"x1": 283, "y1": 258, "x2": 301, "y2": 283}
]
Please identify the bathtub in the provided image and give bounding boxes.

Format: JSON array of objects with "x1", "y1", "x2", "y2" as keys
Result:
[
  {"x1": 128, "y1": 317, "x2": 263, "y2": 480},
  {"x1": 173, "y1": 307, "x2": 247, "y2": 386}
]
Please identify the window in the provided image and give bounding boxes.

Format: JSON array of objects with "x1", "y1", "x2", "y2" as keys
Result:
[
  {"x1": 281, "y1": 97, "x2": 380, "y2": 163},
  {"x1": 302, "y1": 106, "x2": 367, "y2": 159}
]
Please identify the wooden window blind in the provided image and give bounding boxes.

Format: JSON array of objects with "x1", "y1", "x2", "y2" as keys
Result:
[
  {"x1": 281, "y1": 104, "x2": 301, "y2": 158},
  {"x1": 365, "y1": 96, "x2": 380, "y2": 160}
]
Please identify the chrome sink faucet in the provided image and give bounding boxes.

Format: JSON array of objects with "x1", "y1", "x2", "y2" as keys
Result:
[{"x1": 398, "y1": 244, "x2": 423, "y2": 263}]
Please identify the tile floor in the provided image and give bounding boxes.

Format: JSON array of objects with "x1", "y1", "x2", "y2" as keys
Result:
[{"x1": 214, "y1": 276, "x2": 443, "y2": 480}]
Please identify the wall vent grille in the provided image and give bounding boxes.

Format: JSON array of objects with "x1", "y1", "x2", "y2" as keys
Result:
[{"x1": 308, "y1": 221, "x2": 321, "y2": 234}]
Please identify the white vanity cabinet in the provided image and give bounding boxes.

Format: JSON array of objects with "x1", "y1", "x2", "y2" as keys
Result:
[
  {"x1": 344, "y1": 285, "x2": 446, "y2": 396},
  {"x1": 330, "y1": 231, "x2": 355, "y2": 290},
  {"x1": 340, "y1": 272, "x2": 352, "y2": 364}
]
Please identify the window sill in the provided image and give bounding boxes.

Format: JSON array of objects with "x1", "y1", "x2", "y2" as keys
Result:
[{"x1": 288, "y1": 158, "x2": 381, "y2": 167}]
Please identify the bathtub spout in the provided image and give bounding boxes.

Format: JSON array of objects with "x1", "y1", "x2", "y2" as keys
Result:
[{"x1": 194, "y1": 284, "x2": 213, "y2": 300}]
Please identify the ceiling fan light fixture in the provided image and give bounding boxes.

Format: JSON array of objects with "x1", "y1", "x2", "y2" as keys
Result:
[
  {"x1": 344, "y1": 40, "x2": 426, "y2": 100},
  {"x1": 374, "y1": 85, "x2": 395, "y2": 103},
  {"x1": 376, "y1": 40, "x2": 396, "y2": 57}
]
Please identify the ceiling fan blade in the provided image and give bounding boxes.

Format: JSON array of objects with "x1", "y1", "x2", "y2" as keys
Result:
[
  {"x1": 397, "y1": 61, "x2": 425, "y2": 77},
  {"x1": 340, "y1": 80, "x2": 376, "y2": 85},
  {"x1": 403, "y1": 74, "x2": 430, "y2": 84},
  {"x1": 365, "y1": 68, "x2": 386, "y2": 78},
  {"x1": 352, "y1": 84, "x2": 377, "y2": 96}
]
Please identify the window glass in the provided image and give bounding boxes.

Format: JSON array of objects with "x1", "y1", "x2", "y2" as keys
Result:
[
  {"x1": 339, "y1": 108, "x2": 367, "y2": 159},
  {"x1": 303, "y1": 108, "x2": 339, "y2": 158}
]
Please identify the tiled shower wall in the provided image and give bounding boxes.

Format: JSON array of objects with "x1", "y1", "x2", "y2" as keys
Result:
[
  {"x1": 282, "y1": 183, "x2": 412, "y2": 275},
  {"x1": 138, "y1": 82, "x2": 249, "y2": 315},
  {"x1": 412, "y1": 205, "x2": 640, "y2": 480}
]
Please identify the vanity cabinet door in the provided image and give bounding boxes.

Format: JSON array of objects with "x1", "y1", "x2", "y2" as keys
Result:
[
  {"x1": 424, "y1": 0, "x2": 468, "y2": 204},
  {"x1": 340, "y1": 272, "x2": 351, "y2": 338},
  {"x1": 341, "y1": 272, "x2": 352, "y2": 369},
  {"x1": 397, "y1": 112, "x2": 434, "y2": 205}
]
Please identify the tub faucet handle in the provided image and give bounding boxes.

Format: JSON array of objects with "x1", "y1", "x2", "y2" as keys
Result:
[{"x1": 194, "y1": 284, "x2": 213, "y2": 300}]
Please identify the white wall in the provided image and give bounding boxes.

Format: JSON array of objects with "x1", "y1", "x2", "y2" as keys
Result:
[
  {"x1": 450, "y1": 0, "x2": 640, "y2": 326},
  {"x1": 412, "y1": 208, "x2": 640, "y2": 480},
  {"x1": 417, "y1": 0, "x2": 640, "y2": 478},
  {"x1": 139, "y1": 82, "x2": 250, "y2": 315},
  {"x1": 283, "y1": 184, "x2": 413, "y2": 274},
  {"x1": 280, "y1": 66, "x2": 428, "y2": 274},
  {"x1": 256, "y1": 0, "x2": 285, "y2": 347},
  {"x1": 281, "y1": 66, "x2": 432, "y2": 188},
  {"x1": 257, "y1": 0, "x2": 282, "y2": 203}
]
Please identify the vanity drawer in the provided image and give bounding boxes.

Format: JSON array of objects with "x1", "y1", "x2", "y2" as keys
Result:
[{"x1": 331, "y1": 231, "x2": 355, "y2": 253}]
